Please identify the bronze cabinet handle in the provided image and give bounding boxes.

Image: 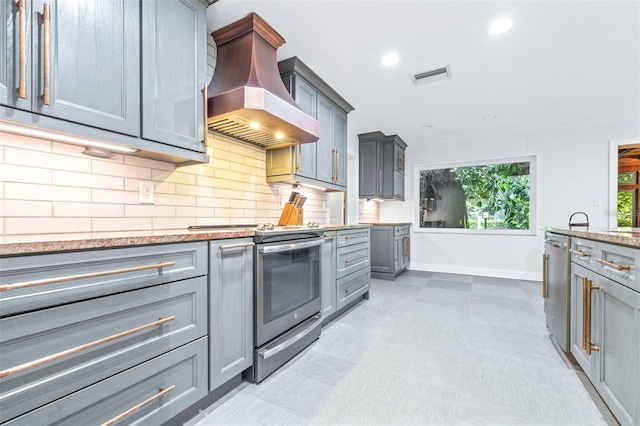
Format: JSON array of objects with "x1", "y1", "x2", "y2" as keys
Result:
[
  {"x1": 100, "y1": 385, "x2": 176, "y2": 426},
  {"x1": 0, "y1": 316, "x2": 176, "y2": 378},
  {"x1": 219, "y1": 242, "x2": 255, "y2": 251},
  {"x1": 335, "y1": 148, "x2": 339, "y2": 181},
  {"x1": 17, "y1": 0, "x2": 27, "y2": 98},
  {"x1": 41, "y1": 3, "x2": 51, "y2": 105},
  {"x1": 202, "y1": 83, "x2": 208, "y2": 144},
  {"x1": 542, "y1": 254, "x2": 548, "y2": 298},
  {"x1": 584, "y1": 279, "x2": 600, "y2": 355},
  {"x1": 378, "y1": 170, "x2": 382, "y2": 194},
  {"x1": 570, "y1": 248, "x2": 592, "y2": 257},
  {"x1": 596, "y1": 258, "x2": 632, "y2": 271},
  {"x1": 0, "y1": 261, "x2": 176, "y2": 292}
]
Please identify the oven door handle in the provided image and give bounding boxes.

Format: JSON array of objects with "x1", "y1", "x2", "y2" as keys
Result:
[
  {"x1": 259, "y1": 238, "x2": 325, "y2": 254},
  {"x1": 258, "y1": 315, "x2": 322, "y2": 360}
]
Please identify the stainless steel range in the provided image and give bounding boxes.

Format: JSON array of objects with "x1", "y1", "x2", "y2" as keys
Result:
[
  {"x1": 188, "y1": 223, "x2": 325, "y2": 382},
  {"x1": 252, "y1": 223, "x2": 325, "y2": 382}
]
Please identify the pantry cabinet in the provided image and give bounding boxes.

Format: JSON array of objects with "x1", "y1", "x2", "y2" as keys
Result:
[
  {"x1": 1, "y1": 0, "x2": 208, "y2": 164},
  {"x1": 208, "y1": 238, "x2": 254, "y2": 391},
  {"x1": 266, "y1": 56, "x2": 354, "y2": 191}
]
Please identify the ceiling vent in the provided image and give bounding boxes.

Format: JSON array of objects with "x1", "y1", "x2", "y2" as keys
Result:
[{"x1": 412, "y1": 66, "x2": 451, "y2": 85}]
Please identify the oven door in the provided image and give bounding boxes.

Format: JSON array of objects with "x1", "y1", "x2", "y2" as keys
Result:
[{"x1": 255, "y1": 237, "x2": 323, "y2": 347}]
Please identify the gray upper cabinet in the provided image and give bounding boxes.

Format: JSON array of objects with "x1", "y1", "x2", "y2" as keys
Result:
[
  {"x1": 358, "y1": 131, "x2": 407, "y2": 200},
  {"x1": 1, "y1": 0, "x2": 208, "y2": 164},
  {"x1": 358, "y1": 132, "x2": 384, "y2": 198},
  {"x1": 141, "y1": 0, "x2": 206, "y2": 152},
  {"x1": 267, "y1": 56, "x2": 354, "y2": 191},
  {"x1": 3, "y1": 0, "x2": 140, "y2": 136},
  {"x1": 209, "y1": 238, "x2": 254, "y2": 391}
]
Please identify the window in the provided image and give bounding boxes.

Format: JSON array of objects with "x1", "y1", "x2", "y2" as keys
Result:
[{"x1": 415, "y1": 155, "x2": 537, "y2": 234}]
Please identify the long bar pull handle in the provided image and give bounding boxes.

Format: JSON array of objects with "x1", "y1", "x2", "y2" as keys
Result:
[
  {"x1": 596, "y1": 258, "x2": 632, "y2": 271},
  {"x1": 41, "y1": 3, "x2": 50, "y2": 105},
  {"x1": 0, "y1": 261, "x2": 176, "y2": 292},
  {"x1": 323, "y1": 233, "x2": 339, "y2": 238},
  {"x1": 581, "y1": 277, "x2": 588, "y2": 350},
  {"x1": 344, "y1": 255, "x2": 368, "y2": 264},
  {"x1": 219, "y1": 242, "x2": 255, "y2": 251},
  {"x1": 17, "y1": 0, "x2": 27, "y2": 98},
  {"x1": 405, "y1": 238, "x2": 409, "y2": 257},
  {"x1": 585, "y1": 279, "x2": 600, "y2": 355},
  {"x1": 345, "y1": 280, "x2": 368, "y2": 295},
  {"x1": 296, "y1": 145, "x2": 302, "y2": 170},
  {"x1": 569, "y1": 248, "x2": 592, "y2": 257},
  {"x1": 202, "y1": 83, "x2": 208, "y2": 144},
  {"x1": 335, "y1": 148, "x2": 339, "y2": 181},
  {"x1": 100, "y1": 385, "x2": 176, "y2": 426},
  {"x1": 542, "y1": 254, "x2": 549, "y2": 298},
  {"x1": 0, "y1": 316, "x2": 176, "y2": 379},
  {"x1": 378, "y1": 170, "x2": 382, "y2": 194},
  {"x1": 395, "y1": 237, "x2": 399, "y2": 262}
]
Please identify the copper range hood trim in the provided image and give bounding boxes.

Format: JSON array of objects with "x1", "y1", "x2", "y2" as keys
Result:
[{"x1": 207, "y1": 13, "x2": 320, "y2": 149}]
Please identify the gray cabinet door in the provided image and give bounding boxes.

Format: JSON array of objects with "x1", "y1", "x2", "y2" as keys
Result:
[
  {"x1": 316, "y1": 93, "x2": 335, "y2": 185},
  {"x1": 359, "y1": 139, "x2": 383, "y2": 198},
  {"x1": 321, "y1": 233, "x2": 337, "y2": 318},
  {"x1": 370, "y1": 226, "x2": 394, "y2": 273},
  {"x1": 141, "y1": 0, "x2": 206, "y2": 152},
  {"x1": 333, "y1": 107, "x2": 347, "y2": 188},
  {"x1": 594, "y1": 274, "x2": 640, "y2": 426},
  {"x1": 2, "y1": 0, "x2": 32, "y2": 110},
  {"x1": 209, "y1": 238, "x2": 254, "y2": 391},
  {"x1": 570, "y1": 262, "x2": 594, "y2": 380},
  {"x1": 33, "y1": 0, "x2": 140, "y2": 136},
  {"x1": 401, "y1": 234, "x2": 410, "y2": 269},
  {"x1": 293, "y1": 77, "x2": 317, "y2": 179}
]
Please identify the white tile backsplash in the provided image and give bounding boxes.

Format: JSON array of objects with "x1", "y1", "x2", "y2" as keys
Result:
[{"x1": 1, "y1": 131, "x2": 329, "y2": 238}]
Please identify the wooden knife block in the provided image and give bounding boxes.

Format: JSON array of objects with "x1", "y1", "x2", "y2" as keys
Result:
[{"x1": 278, "y1": 203, "x2": 303, "y2": 226}]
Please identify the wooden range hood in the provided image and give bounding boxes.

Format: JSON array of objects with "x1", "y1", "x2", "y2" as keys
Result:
[{"x1": 207, "y1": 13, "x2": 320, "y2": 149}]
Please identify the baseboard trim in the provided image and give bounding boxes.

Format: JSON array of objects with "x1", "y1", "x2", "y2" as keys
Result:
[{"x1": 409, "y1": 262, "x2": 541, "y2": 281}]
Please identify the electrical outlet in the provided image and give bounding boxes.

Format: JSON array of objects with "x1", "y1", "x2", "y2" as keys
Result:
[
  {"x1": 593, "y1": 198, "x2": 601, "y2": 207},
  {"x1": 139, "y1": 182, "x2": 155, "y2": 204}
]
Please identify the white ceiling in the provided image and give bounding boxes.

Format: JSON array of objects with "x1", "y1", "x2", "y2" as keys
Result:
[{"x1": 207, "y1": 1, "x2": 640, "y2": 147}]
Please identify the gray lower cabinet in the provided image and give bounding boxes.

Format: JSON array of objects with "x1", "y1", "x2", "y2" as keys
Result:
[
  {"x1": 370, "y1": 224, "x2": 410, "y2": 280},
  {"x1": 266, "y1": 56, "x2": 354, "y2": 191},
  {"x1": 0, "y1": 242, "x2": 209, "y2": 424},
  {"x1": 1, "y1": 0, "x2": 208, "y2": 163},
  {"x1": 335, "y1": 228, "x2": 371, "y2": 311},
  {"x1": 6, "y1": 338, "x2": 208, "y2": 426},
  {"x1": 321, "y1": 232, "x2": 338, "y2": 318},
  {"x1": 208, "y1": 238, "x2": 254, "y2": 391},
  {"x1": 570, "y1": 239, "x2": 640, "y2": 426}
]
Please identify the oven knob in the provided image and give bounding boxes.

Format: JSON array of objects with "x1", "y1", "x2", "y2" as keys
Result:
[
  {"x1": 266, "y1": 223, "x2": 275, "y2": 230},
  {"x1": 256, "y1": 223, "x2": 265, "y2": 230}
]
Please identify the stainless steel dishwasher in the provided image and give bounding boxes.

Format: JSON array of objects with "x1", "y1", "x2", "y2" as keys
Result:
[{"x1": 543, "y1": 232, "x2": 571, "y2": 351}]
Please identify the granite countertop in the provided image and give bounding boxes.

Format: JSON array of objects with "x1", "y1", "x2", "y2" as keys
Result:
[
  {"x1": 363, "y1": 222, "x2": 412, "y2": 226},
  {"x1": 0, "y1": 224, "x2": 371, "y2": 256},
  {"x1": 542, "y1": 226, "x2": 640, "y2": 248}
]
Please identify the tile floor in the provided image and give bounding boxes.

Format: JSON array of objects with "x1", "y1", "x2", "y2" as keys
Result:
[{"x1": 185, "y1": 271, "x2": 618, "y2": 426}]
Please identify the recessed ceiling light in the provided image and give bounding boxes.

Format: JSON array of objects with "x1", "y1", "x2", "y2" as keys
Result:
[
  {"x1": 381, "y1": 53, "x2": 399, "y2": 66},
  {"x1": 483, "y1": 114, "x2": 499, "y2": 120},
  {"x1": 420, "y1": 124, "x2": 434, "y2": 129},
  {"x1": 488, "y1": 17, "x2": 513, "y2": 35}
]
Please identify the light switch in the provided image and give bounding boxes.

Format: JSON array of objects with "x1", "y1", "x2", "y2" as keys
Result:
[{"x1": 593, "y1": 198, "x2": 601, "y2": 207}]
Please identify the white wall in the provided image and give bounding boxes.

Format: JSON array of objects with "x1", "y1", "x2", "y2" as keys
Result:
[{"x1": 375, "y1": 121, "x2": 639, "y2": 280}]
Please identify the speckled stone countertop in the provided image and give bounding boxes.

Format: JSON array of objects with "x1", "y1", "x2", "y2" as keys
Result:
[
  {"x1": 0, "y1": 225, "x2": 371, "y2": 256},
  {"x1": 542, "y1": 227, "x2": 640, "y2": 248},
  {"x1": 363, "y1": 222, "x2": 412, "y2": 226}
]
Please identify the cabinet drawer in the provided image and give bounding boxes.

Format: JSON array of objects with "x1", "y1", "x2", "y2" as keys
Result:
[
  {"x1": 337, "y1": 242, "x2": 370, "y2": 279},
  {"x1": 337, "y1": 229, "x2": 370, "y2": 247},
  {"x1": 570, "y1": 238, "x2": 596, "y2": 268},
  {"x1": 596, "y1": 242, "x2": 640, "y2": 292},
  {"x1": 337, "y1": 269, "x2": 370, "y2": 310},
  {"x1": 394, "y1": 225, "x2": 410, "y2": 235},
  {"x1": 0, "y1": 277, "x2": 207, "y2": 423},
  {"x1": 0, "y1": 242, "x2": 208, "y2": 316},
  {"x1": 6, "y1": 338, "x2": 208, "y2": 426}
]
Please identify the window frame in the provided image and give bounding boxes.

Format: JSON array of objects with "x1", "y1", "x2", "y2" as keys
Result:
[{"x1": 413, "y1": 154, "x2": 538, "y2": 235}]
